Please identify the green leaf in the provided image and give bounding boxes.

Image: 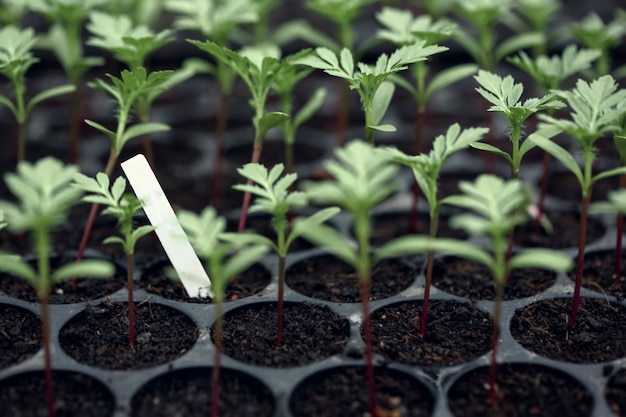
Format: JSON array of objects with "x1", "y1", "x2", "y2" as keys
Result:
[
  {"x1": 288, "y1": 207, "x2": 340, "y2": 248},
  {"x1": 222, "y1": 245, "x2": 269, "y2": 281},
  {"x1": 51, "y1": 259, "x2": 115, "y2": 283},
  {"x1": 470, "y1": 142, "x2": 513, "y2": 165},
  {"x1": 508, "y1": 249, "x2": 573, "y2": 272},
  {"x1": 593, "y1": 166, "x2": 626, "y2": 184},
  {"x1": 369, "y1": 80, "x2": 395, "y2": 126},
  {"x1": 295, "y1": 220, "x2": 358, "y2": 267},
  {"x1": 120, "y1": 122, "x2": 170, "y2": 148},
  {"x1": 257, "y1": 111, "x2": 289, "y2": 138},
  {"x1": 495, "y1": 31, "x2": 544, "y2": 62},
  {"x1": 425, "y1": 63, "x2": 478, "y2": 99},
  {"x1": 293, "y1": 87, "x2": 327, "y2": 129},
  {"x1": 367, "y1": 124, "x2": 396, "y2": 132},
  {"x1": 85, "y1": 119, "x2": 116, "y2": 142},
  {"x1": 528, "y1": 128, "x2": 583, "y2": 184},
  {"x1": 26, "y1": 84, "x2": 75, "y2": 114},
  {"x1": 0, "y1": 254, "x2": 37, "y2": 284}
]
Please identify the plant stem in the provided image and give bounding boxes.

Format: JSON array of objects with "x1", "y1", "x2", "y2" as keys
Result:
[
  {"x1": 420, "y1": 210, "x2": 438, "y2": 337},
  {"x1": 615, "y1": 172, "x2": 626, "y2": 286},
  {"x1": 211, "y1": 300, "x2": 224, "y2": 417},
  {"x1": 337, "y1": 80, "x2": 349, "y2": 146},
  {"x1": 68, "y1": 85, "x2": 82, "y2": 164},
  {"x1": 488, "y1": 278, "x2": 504, "y2": 403},
  {"x1": 209, "y1": 92, "x2": 229, "y2": 207},
  {"x1": 276, "y1": 254, "x2": 286, "y2": 346},
  {"x1": 236, "y1": 140, "x2": 263, "y2": 233},
  {"x1": 16, "y1": 121, "x2": 25, "y2": 164},
  {"x1": 534, "y1": 151, "x2": 552, "y2": 235},
  {"x1": 569, "y1": 192, "x2": 591, "y2": 334},
  {"x1": 41, "y1": 296, "x2": 55, "y2": 417},
  {"x1": 127, "y1": 252, "x2": 135, "y2": 348}
]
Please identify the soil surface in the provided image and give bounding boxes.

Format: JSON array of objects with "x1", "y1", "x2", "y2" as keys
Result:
[
  {"x1": 606, "y1": 367, "x2": 626, "y2": 417},
  {"x1": 0, "y1": 304, "x2": 41, "y2": 369},
  {"x1": 285, "y1": 255, "x2": 420, "y2": 302},
  {"x1": 0, "y1": 254, "x2": 126, "y2": 304},
  {"x1": 370, "y1": 300, "x2": 492, "y2": 367},
  {"x1": 219, "y1": 302, "x2": 350, "y2": 367},
  {"x1": 510, "y1": 297, "x2": 626, "y2": 363},
  {"x1": 59, "y1": 299, "x2": 198, "y2": 370},
  {"x1": 514, "y1": 209, "x2": 605, "y2": 249},
  {"x1": 447, "y1": 363, "x2": 593, "y2": 417},
  {"x1": 139, "y1": 259, "x2": 270, "y2": 302},
  {"x1": 432, "y1": 257, "x2": 556, "y2": 301},
  {"x1": 131, "y1": 367, "x2": 274, "y2": 417},
  {"x1": 0, "y1": 370, "x2": 115, "y2": 417},
  {"x1": 573, "y1": 249, "x2": 626, "y2": 300},
  {"x1": 289, "y1": 366, "x2": 435, "y2": 417}
]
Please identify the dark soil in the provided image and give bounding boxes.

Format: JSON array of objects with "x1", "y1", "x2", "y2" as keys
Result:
[
  {"x1": 285, "y1": 255, "x2": 420, "y2": 302},
  {"x1": 0, "y1": 254, "x2": 126, "y2": 304},
  {"x1": 514, "y1": 209, "x2": 605, "y2": 249},
  {"x1": 139, "y1": 258, "x2": 270, "y2": 302},
  {"x1": 510, "y1": 297, "x2": 626, "y2": 363},
  {"x1": 0, "y1": 304, "x2": 41, "y2": 369},
  {"x1": 447, "y1": 363, "x2": 593, "y2": 417},
  {"x1": 59, "y1": 299, "x2": 198, "y2": 370},
  {"x1": 0, "y1": 370, "x2": 115, "y2": 417},
  {"x1": 572, "y1": 249, "x2": 626, "y2": 300},
  {"x1": 219, "y1": 302, "x2": 350, "y2": 367},
  {"x1": 432, "y1": 257, "x2": 556, "y2": 301},
  {"x1": 130, "y1": 367, "x2": 274, "y2": 417},
  {"x1": 606, "y1": 367, "x2": 626, "y2": 417},
  {"x1": 369, "y1": 211, "x2": 468, "y2": 247},
  {"x1": 370, "y1": 300, "x2": 492, "y2": 367},
  {"x1": 289, "y1": 366, "x2": 435, "y2": 417}
]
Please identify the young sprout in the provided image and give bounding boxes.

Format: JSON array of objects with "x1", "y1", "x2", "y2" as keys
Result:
[
  {"x1": 72, "y1": 173, "x2": 155, "y2": 348},
  {"x1": 377, "y1": 175, "x2": 573, "y2": 403},
  {"x1": 177, "y1": 207, "x2": 270, "y2": 417},
  {"x1": 508, "y1": 45, "x2": 601, "y2": 233},
  {"x1": 382, "y1": 123, "x2": 489, "y2": 337},
  {"x1": 502, "y1": 0, "x2": 561, "y2": 57},
  {"x1": 86, "y1": 11, "x2": 199, "y2": 168},
  {"x1": 233, "y1": 163, "x2": 339, "y2": 346},
  {"x1": 590, "y1": 189, "x2": 626, "y2": 287},
  {"x1": 26, "y1": 0, "x2": 108, "y2": 163},
  {"x1": 297, "y1": 42, "x2": 447, "y2": 144},
  {"x1": 0, "y1": 26, "x2": 75, "y2": 164},
  {"x1": 570, "y1": 10, "x2": 626, "y2": 78},
  {"x1": 376, "y1": 7, "x2": 476, "y2": 155},
  {"x1": 296, "y1": 140, "x2": 403, "y2": 417},
  {"x1": 0, "y1": 157, "x2": 114, "y2": 417},
  {"x1": 166, "y1": 0, "x2": 259, "y2": 206},
  {"x1": 271, "y1": 60, "x2": 327, "y2": 175},
  {"x1": 0, "y1": 0, "x2": 27, "y2": 25},
  {"x1": 188, "y1": 40, "x2": 296, "y2": 232},
  {"x1": 77, "y1": 67, "x2": 171, "y2": 262},
  {"x1": 530, "y1": 75, "x2": 626, "y2": 333}
]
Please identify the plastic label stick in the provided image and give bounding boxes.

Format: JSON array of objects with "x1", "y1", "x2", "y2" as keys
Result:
[{"x1": 121, "y1": 154, "x2": 212, "y2": 298}]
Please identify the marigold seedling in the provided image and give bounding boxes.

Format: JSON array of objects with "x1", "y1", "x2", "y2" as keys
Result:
[
  {"x1": 0, "y1": 157, "x2": 114, "y2": 417},
  {"x1": 233, "y1": 163, "x2": 339, "y2": 345},
  {"x1": 0, "y1": 26, "x2": 75, "y2": 164},
  {"x1": 530, "y1": 75, "x2": 626, "y2": 333},
  {"x1": 177, "y1": 207, "x2": 269, "y2": 417},
  {"x1": 73, "y1": 172, "x2": 154, "y2": 348},
  {"x1": 377, "y1": 174, "x2": 573, "y2": 403},
  {"x1": 382, "y1": 123, "x2": 489, "y2": 337}
]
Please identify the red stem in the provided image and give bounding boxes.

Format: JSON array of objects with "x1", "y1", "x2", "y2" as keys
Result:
[
  {"x1": 68, "y1": 86, "x2": 82, "y2": 164},
  {"x1": 41, "y1": 297, "x2": 55, "y2": 417},
  {"x1": 568, "y1": 193, "x2": 590, "y2": 333},
  {"x1": 534, "y1": 151, "x2": 552, "y2": 235},
  {"x1": 615, "y1": 172, "x2": 626, "y2": 285},
  {"x1": 211, "y1": 302, "x2": 224, "y2": 417},
  {"x1": 488, "y1": 280, "x2": 504, "y2": 403},
  {"x1": 409, "y1": 107, "x2": 426, "y2": 234},
  {"x1": 504, "y1": 228, "x2": 515, "y2": 285},
  {"x1": 127, "y1": 253, "x2": 135, "y2": 348},
  {"x1": 360, "y1": 279, "x2": 377, "y2": 417},
  {"x1": 237, "y1": 145, "x2": 263, "y2": 233},
  {"x1": 276, "y1": 255, "x2": 286, "y2": 346}
]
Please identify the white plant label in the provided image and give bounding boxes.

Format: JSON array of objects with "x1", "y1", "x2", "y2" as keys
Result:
[{"x1": 121, "y1": 154, "x2": 213, "y2": 299}]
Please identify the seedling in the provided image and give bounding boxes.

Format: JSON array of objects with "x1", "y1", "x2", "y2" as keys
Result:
[
  {"x1": 382, "y1": 123, "x2": 489, "y2": 337},
  {"x1": 233, "y1": 163, "x2": 339, "y2": 345},
  {"x1": 502, "y1": 0, "x2": 562, "y2": 57},
  {"x1": 72, "y1": 172, "x2": 155, "y2": 348},
  {"x1": 177, "y1": 207, "x2": 269, "y2": 417},
  {"x1": 296, "y1": 140, "x2": 404, "y2": 417},
  {"x1": 104, "y1": 0, "x2": 164, "y2": 27},
  {"x1": 0, "y1": 26, "x2": 74, "y2": 164},
  {"x1": 508, "y1": 45, "x2": 601, "y2": 233},
  {"x1": 271, "y1": 61, "x2": 327, "y2": 175},
  {"x1": 0, "y1": 0, "x2": 27, "y2": 26},
  {"x1": 570, "y1": 10, "x2": 626, "y2": 78},
  {"x1": 530, "y1": 75, "x2": 626, "y2": 333},
  {"x1": 297, "y1": 42, "x2": 447, "y2": 144},
  {"x1": 590, "y1": 189, "x2": 626, "y2": 287},
  {"x1": 377, "y1": 175, "x2": 573, "y2": 403},
  {"x1": 0, "y1": 157, "x2": 114, "y2": 417},
  {"x1": 77, "y1": 67, "x2": 171, "y2": 263},
  {"x1": 188, "y1": 40, "x2": 296, "y2": 232},
  {"x1": 610, "y1": 103, "x2": 626, "y2": 285},
  {"x1": 27, "y1": 0, "x2": 107, "y2": 163},
  {"x1": 86, "y1": 11, "x2": 199, "y2": 168},
  {"x1": 167, "y1": 0, "x2": 259, "y2": 206}
]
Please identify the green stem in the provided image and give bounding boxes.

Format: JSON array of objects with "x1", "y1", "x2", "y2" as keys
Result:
[
  {"x1": 488, "y1": 233, "x2": 506, "y2": 403},
  {"x1": 569, "y1": 192, "x2": 590, "y2": 333},
  {"x1": 420, "y1": 209, "x2": 438, "y2": 337},
  {"x1": 209, "y1": 91, "x2": 229, "y2": 208},
  {"x1": 35, "y1": 228, "x2": 54, "y2": 417},
  {"x1": 68, "y1": 85, "x2": 82, "y2": 164}
]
